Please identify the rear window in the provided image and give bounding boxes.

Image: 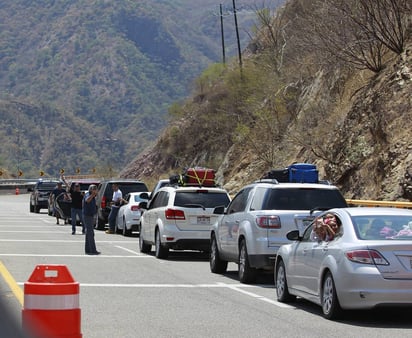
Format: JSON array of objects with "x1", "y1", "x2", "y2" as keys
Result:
[
  {"x1": 104, "y1": 182, "x2": 148, "y2": 197},
  {"x1": 353, "y1": 215, "x2": 412, "y2": 240},
  {"x1": 36, "y1": 182, "x2": 58, "y2": 190},
  {"x1": 133, "y1": 195, "x2": 148, "y2": 203},
  {"x1": 174, "y1": 191, "x2": 230, "y2": 208},
  {"x1": 256, "y1": 187, "x2": 347, "y2": 210}
]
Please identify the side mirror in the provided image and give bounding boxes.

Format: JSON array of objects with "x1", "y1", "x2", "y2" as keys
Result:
[
  {"x1": 213, "y1": 205, "x2": 225, "y2": 215},
  {"x1": 286, "y1": 230, "x2": 301, "y2": 241},
  {"x1": 140, "y1": 192, "x2": 150, "y2": 200},
  {"x1": 139, "y1": 201, "x2": 148, "y2": 210}
]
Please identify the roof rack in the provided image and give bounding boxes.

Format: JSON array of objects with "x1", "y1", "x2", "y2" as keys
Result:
[{"x1": 253, "y1": 179, "x2": 279, "y2": 185}]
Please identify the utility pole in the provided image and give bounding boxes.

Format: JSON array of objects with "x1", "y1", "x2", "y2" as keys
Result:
[
  {"x1": 232, "y1": 0, "x2": 242, "y2": 71},
  {"x1": 220, "y1": 4, "x2": 226, "y2": 65}
]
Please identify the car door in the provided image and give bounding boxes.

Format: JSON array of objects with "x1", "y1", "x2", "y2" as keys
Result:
[
  {"x1": 220, "y1": 188, "x2": 252, "y2": 258},
  {"x1": 147, "y1": 191, "x2": 169, "y2": 242},
  {"x1": 287, "y1": 224, "x2": 328, "y2": 295}
]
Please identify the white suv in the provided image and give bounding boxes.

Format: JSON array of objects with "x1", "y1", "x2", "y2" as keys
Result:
[
  {"x1": 139, "y1": 186, "x2": 231, "y2": 259},
  {"x1": 210, "y1": 180, "x2": 348, "y2": 283}
]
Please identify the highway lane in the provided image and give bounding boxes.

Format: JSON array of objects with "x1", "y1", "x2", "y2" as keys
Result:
[{"x1": 1, "y1": 193, "x2": 412, "y2": 338}]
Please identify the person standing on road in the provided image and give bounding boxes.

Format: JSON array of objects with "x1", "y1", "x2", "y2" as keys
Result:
[
  {"x1": 82, "y1": 184, "x2": 100, "y2": 255},
  {"x1": 106, "y1": 183, "x2": 122, "y2": 234},
  {"x1": 69, "y1": 183, "x2": 85, "y2": 235},
  {"x1": 51, "y1": 181, "x2": 66, "y2": 224}
]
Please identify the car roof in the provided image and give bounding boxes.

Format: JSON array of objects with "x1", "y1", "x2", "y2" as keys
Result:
[
  {"x1": 332, "y1": 207, "x2": 412, "y2": 217},
  {"x1": 248, "y1": 181, "x2": 340, "y2": 190},
  {"x1": 100, "y1": 179, "x2": 146, "y2": 183},
  {"x1": 157, "y1": 186, "x2": 228, "y2": 193}
]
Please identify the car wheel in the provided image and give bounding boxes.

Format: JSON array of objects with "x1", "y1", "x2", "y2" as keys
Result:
[
  {"x1": 276, "y1": 259, "x2": 295, "y2": 302},
  {"x1": 210, "y1": 234, "x2": 227, "y2": 273},
  {"x1": 155, "y1": 229, "x2": 169, "y2": 259},
  {"x1": 238, "y1": 239, "x2": 257, "y2": 284},
  {"x1": 322, "y1": 271, "x2": 343, "y2": 320},
  {"x1": 35, "y1": 205, "x2": 40, "y2": 213},
  {"x1": 139, "y1": 231, "x2": 151, "y2": 253},
  {"x1": 122, "y1": 218, "x2": 131, "y2": 236},
  {"x1": 29, "y1": 204, "x2": 34, "y2": 213}
]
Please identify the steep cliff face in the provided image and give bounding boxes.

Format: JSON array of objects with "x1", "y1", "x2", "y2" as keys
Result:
[
  {"x1": 121, "y1": 45, "x2": 412, "y2": 200},
  {"x1": 121, "y1": 0, "x2": 412, "y2": 201}
]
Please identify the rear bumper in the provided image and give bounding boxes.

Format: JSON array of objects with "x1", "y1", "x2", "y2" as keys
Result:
[
  {"x1": 161, "y1": 225, "x2": 211, "y2": 251},
  {"x1": 164, "y1": 239, "x2": 210, "y2": 251},
  {"x1": 248, "y1": 254, "x2": 277, "y2": 270},
  {"x1": 337, "y1": 269, "x2": 412, "y2": 309}
]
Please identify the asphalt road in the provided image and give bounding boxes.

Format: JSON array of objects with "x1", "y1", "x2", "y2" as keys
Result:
[{"x1": 1, "y1": 193, "x2": 412, "y2": 338}]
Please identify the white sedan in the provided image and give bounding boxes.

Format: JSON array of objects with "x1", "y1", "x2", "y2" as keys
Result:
[
  {"x1": 115, "y1": 192, "x2": 149, "y2": 236},
  {"x1": 275, "y1": 207, "x2": 412, "y2": 319}
]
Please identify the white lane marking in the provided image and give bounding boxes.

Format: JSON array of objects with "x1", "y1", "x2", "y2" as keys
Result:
[
  {"x1": 0, "y1": 239, "x2": 138, "y2": 243},
  {"x1": 219, "y1": 282, "x2": 294, "y2": 308},
  {"x1": 115, "y1": 245, "x2": 141, "y2": 255},
  {"x1": 0, "y1": 254, "x2": 151, "y2": 258}
]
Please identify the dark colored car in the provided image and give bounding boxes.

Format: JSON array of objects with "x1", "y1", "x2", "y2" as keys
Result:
[
  {"x1": 96, "y1": 179, "x2": 148, "y2": 230},
  {"x1": 29, "y1": 179, "x2": 59, "y2": 213}
]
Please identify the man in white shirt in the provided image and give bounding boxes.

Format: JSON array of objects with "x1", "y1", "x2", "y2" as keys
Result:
[{"x1": 106, "y1": 184, "x2": 122, "y2": 234}]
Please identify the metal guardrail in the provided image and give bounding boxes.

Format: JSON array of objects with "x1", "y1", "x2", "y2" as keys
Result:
[{"x1": 346, "y1": 199, "x2": 412, "y2": 209}]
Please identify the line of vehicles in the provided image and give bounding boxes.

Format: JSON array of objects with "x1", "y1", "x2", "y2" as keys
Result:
[{"x1": 27, "y1": 165, "x2": 412, "y2": 320}]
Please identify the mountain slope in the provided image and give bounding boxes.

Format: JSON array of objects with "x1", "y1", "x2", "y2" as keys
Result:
[
  {"x1": 121, "y1": 0, "x2": 412, "y2": 201},
  {"x1": 0, "y1": 0, "x2": 263, "y2": 177}
]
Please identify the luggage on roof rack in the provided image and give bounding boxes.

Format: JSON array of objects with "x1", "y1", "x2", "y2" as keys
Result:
[
  {"x1": 263, "y1": 163, "x2": 319, "y2": 183},
  {"x1": 289, "y1": 163, "x2": 318, "y2": 183},
  {"x1": 170, "y1": 167, "x2": 217, "y2": 187}
]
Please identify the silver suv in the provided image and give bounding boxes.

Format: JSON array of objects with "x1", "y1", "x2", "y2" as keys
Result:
[
  {"x1": 209, "y1": 180, "x2": 348, "y2": 283},
  {"x1": 139, "y1": 186, "x2": 231, "y2": 259}
]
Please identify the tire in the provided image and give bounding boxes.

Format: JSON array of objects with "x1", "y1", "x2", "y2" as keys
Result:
[
  {"x1": 139, "y1": 232, "x2": 151, "y2": 253},
  {"x1": 238, "y1": 239, "x2": 257, "y2": 284},
  {"x1": 276, "y1": 259, "x2": 295, "y2": 302},
  {"x1": 322, "y1": 271, "x2": 343, "y2": 320},
  {"x1": 35, "y1": 205, "x2": 40, "y2": 213},
  {"x1": 30, "y1": 204, "x2": 34, "y2": 213},
  {"x1": 210, "y1": 234, "x2": 228, "y2": 273},
  {"x1": 122, "y1": 218, "x2": 131, "y2": 237},
  {"x1": 155, "y1": 229, "x2": 169, "y2": 259}
]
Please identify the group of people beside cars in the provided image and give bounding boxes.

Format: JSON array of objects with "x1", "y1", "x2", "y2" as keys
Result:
[{"x1": 50, "y1": 178, "x2": 124, "y2": 255}]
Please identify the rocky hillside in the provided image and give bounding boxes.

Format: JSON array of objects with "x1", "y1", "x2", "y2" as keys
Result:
[{"x1": 121, "y1": 0, "x2": 412, "y2": 201}]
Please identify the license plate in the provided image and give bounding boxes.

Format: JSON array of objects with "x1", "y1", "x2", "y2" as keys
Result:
[{"x1": 197, "y1": 216, "x2": 210, "y2": 224}]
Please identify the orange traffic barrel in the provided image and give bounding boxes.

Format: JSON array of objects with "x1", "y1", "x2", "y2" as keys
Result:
[{"x1": 22, "y1": 265, "x2": 82, "y2": 338}]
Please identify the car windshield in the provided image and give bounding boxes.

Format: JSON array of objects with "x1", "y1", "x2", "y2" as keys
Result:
[
  {"x1": 105, "y1": 183, "x2": 148, "y2": 197},
  {"x1": 353, "y1": 215, "x2": 412, "y2": 240},
  {"x1": 174, "y1": 191, "x2": 230, "y2": 208},
  {"x1": 260, "y1": 188, "x2": 347, "y2": 210}
]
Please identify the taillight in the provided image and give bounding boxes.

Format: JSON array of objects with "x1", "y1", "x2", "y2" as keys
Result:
[
  {"x1": 165, "y1": 209, "x2": 185, "y2": 220},
  {"x1": 131, "y1": 205, "x2": 141, "y2": 211},
  {"x1": 345, "y1": 250, "x2": 389, "y2": 265},
  {"x1": 101, "y1": 196, "x2": 106, "y2": 208},
  {"x1": 256, "y1": 216, "x2": 281, "y2": 229}
]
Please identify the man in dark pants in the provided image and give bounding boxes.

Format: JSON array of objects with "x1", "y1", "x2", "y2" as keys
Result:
[
  {"x1": 70, "y1": 183, "x2": 85, "y2": 235},
  {"x1": 106, "y1": 183, "x2": 122, "y2": 234},
  {"x1": 82, "y1": 185, "x2": 100, "y2": 255},
  {"x1": 51, "y1": 181, "x2": 66, "y2": 224}
]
